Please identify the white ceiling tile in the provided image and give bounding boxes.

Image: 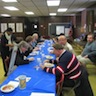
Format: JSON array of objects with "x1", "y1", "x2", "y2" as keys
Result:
[{"x1": 0, "y1": 0, "x2": 95, "y2": 16}]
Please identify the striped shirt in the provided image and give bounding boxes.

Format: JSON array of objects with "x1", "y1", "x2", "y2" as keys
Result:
[{"x1": 44, "y1": 50, "x2": 81, "y2": 84}]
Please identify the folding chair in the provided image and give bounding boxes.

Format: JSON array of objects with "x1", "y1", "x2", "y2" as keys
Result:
[
  {"x1": 8, "y1": 45, "x2": 18, "y2": 76},
  {"x1": 62, "y1": 80, "x2": 80, "y2": 96}
]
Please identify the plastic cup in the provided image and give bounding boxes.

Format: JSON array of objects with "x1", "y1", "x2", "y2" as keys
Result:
[{"x1": 19, "y1": 75, "x2": 26, "y2": 89}]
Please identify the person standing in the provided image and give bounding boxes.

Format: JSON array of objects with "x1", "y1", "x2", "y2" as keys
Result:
[{"x1": 0, "y1": 28, "x2": 16, "y2": 76}]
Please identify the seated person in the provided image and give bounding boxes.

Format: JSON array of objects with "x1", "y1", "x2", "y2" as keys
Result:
[
  {"x1": 40, "y1": 43, "x2": 93, "y2": 96},
  {"x1": 25, "y1": 35, "x2": 34, "y2": 56},
  {"x1": 77, "y1": 33, "x2": 96, "y2": 66},
  {"x1": 52, "y1": 37, "x2": 58, "y2": 44},
  {"x1": 58, "y1": 35, "x2": 75, "y2": 54},
  {"x1": 49, "y1": 37, "x2": 58, "y2": 54},
  {"x1": 11, "y1": 41, "x2": 34, "y2": 66},
  {"x1": 32, "y1": 33, "x2": 40, "y2": 47},
  {"x1": 32, "y1": 33, "x2": 44, "y2": 47},
  {"x1": 25, "y1": 35, "x2": 40, "y2": 53}
]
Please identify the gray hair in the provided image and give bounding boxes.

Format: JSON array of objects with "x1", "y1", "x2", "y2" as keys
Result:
[
  {"x1": 32, "y1": 33, "x2": 38, "y2": 37},
  {"x1": 18, "y1": 41, "x2": 29, "y2": 49},
  {"x1": 52, "y1": 43, "x2": 64, "y2": 50}
]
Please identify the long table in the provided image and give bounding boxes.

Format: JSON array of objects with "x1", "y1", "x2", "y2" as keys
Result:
[{"x1": 0, "y1": 40, "x2": 55, "y2": 96}]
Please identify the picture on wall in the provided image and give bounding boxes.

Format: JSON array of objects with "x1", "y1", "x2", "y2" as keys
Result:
[
  {"x1": 16, "y1": 23, "x2": 23, "y2": 33},
  {"x1": 1, "y1": 23, "x2": 7, "y2": 32},
  {"x1": 8, "y1": 23, "x2": 15, "y2": 32},
  {"x1": 56, "y1": 26, "x2": 64, "y2": 35},
  {"x1": 65, "y1": 28, "x2": 70, "y2": 37},
  {"x1": 48, "y1": 23, "x2": 71, "y2": 37}
]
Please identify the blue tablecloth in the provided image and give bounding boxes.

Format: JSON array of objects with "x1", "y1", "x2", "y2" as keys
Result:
[{"x1": 0, "y1": 40, "x2": 56, "y2": 96}]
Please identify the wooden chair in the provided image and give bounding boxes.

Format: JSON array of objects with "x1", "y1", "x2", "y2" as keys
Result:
[{"x1": 56, "y1": 74, "x2": 64, "y2": 96}]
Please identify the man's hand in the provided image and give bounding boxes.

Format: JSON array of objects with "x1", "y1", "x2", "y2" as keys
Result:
[
  {"x1": 44, "y1": 60, "x2": 49, "y2": 63},
  {"x1": 40, "y1": 64, "x2": 45, "y2": 70},
  {"x1": 6, "y1": 44, "x2": 14, "y2": 47},
  {"x1": 33, "y1": 47, "x2": 40, "y2": 51},
  {"x1": 28, "y1": 57, "x2": 34, "y2": 61}
]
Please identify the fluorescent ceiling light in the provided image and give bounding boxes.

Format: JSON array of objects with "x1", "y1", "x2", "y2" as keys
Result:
[
  {"x1": 2, "y1": 0, "x2": 17, "y2": 2},
  {"x1": 89, "y1": 0, "x2": 96, "y2": 1},
  {"x1": 47, "y1": 0, "x2": 60, "y2": 6},
  {"x1": 25, "y1": 12, "x2": 34, "y2": 15},
  {"x1": 58, "y1": 8, "x2": 67, "y2": 12},
  {"x1": 1, "y1": 14, "x2": 11, "y2": 17},
  {"x1": 63, "y1": 14, "x2": 75, "y2": 16},
  {"x1": 49, "y1": 13, "x2": 56, "y2": 16},
  {"x1": 76, "y1": 8, "x2": 85, "y2": 12},
  {"x1": 4, "y1": 6, "x2": 19, "y2": 11}
]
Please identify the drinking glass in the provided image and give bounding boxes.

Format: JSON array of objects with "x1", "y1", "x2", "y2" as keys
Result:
[
  {"x1": 19, "y1": 75, "x2": 26, "y2": 89},
  {"x1": 36, "y1": 58, "x2": 42, "y2": 70}
]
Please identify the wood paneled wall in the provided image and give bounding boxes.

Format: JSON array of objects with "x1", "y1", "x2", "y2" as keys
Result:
[
  {"x1": 0, "y1": 17, "x2": 31, "y2": 39},
  {"x1": 0, "y1": 16, "x2": 82, "y2": 39},
  {"x1": 38, "y1": 16, "x2": 74, "y2": 36}
]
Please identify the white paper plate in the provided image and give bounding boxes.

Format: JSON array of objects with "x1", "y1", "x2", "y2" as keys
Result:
[
  {"x1": 29, "y1": 52, "x2": 37, "y2": 56},
  {"x1": 0, "y1": 84, "x2": 15, "y2": 93},
  {"x1": 48, "y1": 47, "x2": 53, "y2": 50},
  {"x1": 27, "y1": 57, "x2": 34, "y2": 61},
  {"x1": 44, "y1": 63, "x2": 54, "y2": 68},
  {"x1": 45, "y1": 55, "x2": 53, "y2": 59}
]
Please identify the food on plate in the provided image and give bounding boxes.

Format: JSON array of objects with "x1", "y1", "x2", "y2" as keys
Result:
[
  {"x1": 46, "y1": 55, "x2": 53, "y2": 59},
  {"x1": 2, "y1": 85, "x2": 14, "y2": 90},
  {"x1": 1, "y1": 84, "x2": 15, "y2": 93},
  {"x1": 44, "y1": 63, "x2": 54, "y2": 67}
]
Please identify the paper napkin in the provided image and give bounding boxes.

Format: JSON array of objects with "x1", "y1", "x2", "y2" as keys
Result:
[
  {"x1": 30, "y1": 92, "x2": 55, "y2": 96},
  {"x1": 15, "y1": 76, "x2": 31, "y2": 82},
  {"x1": 8, "y1": 81, "x2": 19, "y2": 88}
]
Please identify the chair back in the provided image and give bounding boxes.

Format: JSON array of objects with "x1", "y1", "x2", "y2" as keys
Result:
[
  {"x1": 56, "y1": 73, "x2": 64, "y2": 96},
  {"x1": 7, "y1": 45, "x2": 18, "y2": 76}
]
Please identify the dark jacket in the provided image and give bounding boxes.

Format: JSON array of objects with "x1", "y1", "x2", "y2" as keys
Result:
[
  {"x1": 14, "y1": 49, "x2": 29, "y2": 66},
  {"x1": 1, "y1": 33, "x2": 16, "y2": 58}
]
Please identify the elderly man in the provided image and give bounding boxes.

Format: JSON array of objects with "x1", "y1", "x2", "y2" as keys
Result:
[
  {"x1": 14, "y1": 41, "x2": 34, "y2": 66},
  {"x1": 58, "y1": 35, "x2": 75, "y2": 54},
  {"x1": 77, "y1": 33, "x2": 96, "y2": 65},
  {"x1": 40, "y1": 43, "x2": 93, "y2": 96}
]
